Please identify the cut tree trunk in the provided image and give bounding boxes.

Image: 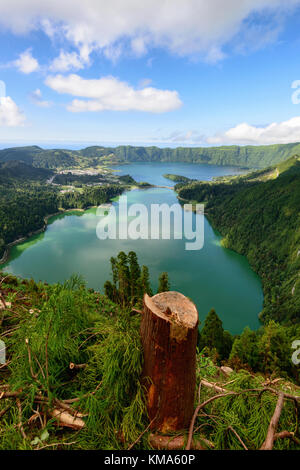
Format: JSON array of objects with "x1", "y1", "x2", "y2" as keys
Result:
[{"x1": 141, "y1": 291, "x2": 199, "y2": 433}]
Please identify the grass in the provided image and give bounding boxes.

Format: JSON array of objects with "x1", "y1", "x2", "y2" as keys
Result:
[{"x1": 0, "y1": 273, "x2": 299, "y2": 450}]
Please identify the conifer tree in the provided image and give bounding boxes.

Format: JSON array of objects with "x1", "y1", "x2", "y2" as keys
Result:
[
  {"x1": 221, "y1": 330, "x2": 233, "y2": 359},
  {"x1": 139, "y1": 265, "x2": 153, "y2": 297},
  {"x1": 104, "y1": 280, "x2": 114, "y2": 302},
  {"x1": 110, "y1": 256, "x2": 118, "y2": 289},
  {"x1": 128, "y1": 251, "x2": 141, "y2": 304},
  {"x1": 198, "y1": 309, "x2": 226, "y2": 359},
  {"x1": 229, "y1": 326, "x2": 259, "y2": 370},
  {"x1": 117, "y1": 251, "x2": 130, "y2": 306},
  {"x1": 257, "y1": 321, "x2": 292, "y2": 375},
  {"x1": 157, "y1": 272, "x2": 170, "y2": 293}
]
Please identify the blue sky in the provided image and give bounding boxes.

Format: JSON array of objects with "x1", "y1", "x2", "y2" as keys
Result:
[{"x1": 1, "y1": 0, "x2": 300, "y2": 147}]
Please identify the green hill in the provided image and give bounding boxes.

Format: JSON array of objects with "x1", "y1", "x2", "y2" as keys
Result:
[
  {"x1": 0, "y1": 160, "x2": 53, "y2": 182},
  {"x1": 79, "y1": 142, "x2": 300, "y2": 168},
  {"x1": 0, "y1": 146, "x2": 77, "y2": 169},
  {"x1": 176, "y1": 156, "x2": 300, "y2": 325},
  {"x1": 2, "y1": 142, "x2": 300, "y2": 170}
]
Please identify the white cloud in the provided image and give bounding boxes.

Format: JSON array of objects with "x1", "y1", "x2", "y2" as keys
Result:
[
  {"x1": 30, "y1": 89, "x2": 52, "y2": 108},
  {"x1": 208, "y1": 117, "x2": 300, "y2": 145},
  {"x1": 49, "y1": 50, "x2": 89, "y2": 72},
  {"x1": 14, "y1": 49, "x2": 39, "y2": 74},
  {"x1": 45, "y1": 74, "x2": 182, "y2": 113},
  {"x1": 0, "y1": 1, "x2": 298, "y2": 62},
  {"x1": 0, "y1": 97, "x2": 25, "y2": 126}
]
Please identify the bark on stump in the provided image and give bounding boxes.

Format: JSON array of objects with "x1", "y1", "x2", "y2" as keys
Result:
[{"x1": 141, "y1": 291, "x2": 199, "y2": 433}]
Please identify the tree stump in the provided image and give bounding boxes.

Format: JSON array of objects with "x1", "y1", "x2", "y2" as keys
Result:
[{"x1": 140, "y1": 291, "x2": 199, "y2": 433}]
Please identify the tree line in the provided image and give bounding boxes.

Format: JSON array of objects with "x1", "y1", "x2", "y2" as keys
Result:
[{"x1": 0, "y1": 181, "x2": 124, "y2": 258}]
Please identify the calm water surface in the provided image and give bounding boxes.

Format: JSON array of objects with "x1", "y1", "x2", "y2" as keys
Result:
[{"x1": 3, "y1": 163, "x2": 263, "y2": 334}]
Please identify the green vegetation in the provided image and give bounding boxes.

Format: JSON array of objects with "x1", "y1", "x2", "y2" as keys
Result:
[
  {"x1": 163, "y1": 174, "x2": 195, "y2": 183},
  {"x1": 58, "y1": 185, "x2": 123, "y2": 210},
  {"x1": 198, "y1": 309, "x2": 233, "y2": 361},
  {"x1": 157, "y1": 272, "x2": 170, "y2": 293},
  {"x1": 0, "y1": 180, "x2": 123, "y2": 259},
  {"x1": 104, "y1": 251, "x2": 169, "y2": 308},
  {"x1": 76, "y1": 142, "x2": 300, "y2": 169},
  {"x1": 0, "y1": 146, "x2": 77, "y2": 169},
  {"x1": 0, "y1": 272, "x2": 147, "y2": 450},
  {"x1": 0, "y1": 256, "x2": 299, "y2": 450},
  {"x1": 0, "y1": 160, "x2": 53, "y2": 182},
  {"x1": 198, "y1": 309, "x2": 299, "y2": 381},
  {"x1": 2, "y1": 142, "x2": 300, "y2": 170},
  {"x1": 0, "y1": 183, "x2": 58, "y2": 256},
  {"x1": 176, "y1": 155, "x2": 300, "y2": 325}
]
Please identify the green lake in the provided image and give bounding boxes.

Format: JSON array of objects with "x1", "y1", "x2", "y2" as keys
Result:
[{"x1": 2, "y1": 162, "x2": 263, "y2": 334}]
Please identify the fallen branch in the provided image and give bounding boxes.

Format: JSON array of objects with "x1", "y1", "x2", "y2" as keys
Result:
[
  {"x1": 227, "y1": 426, "x2": 248, "y2": 450},
  {"x1": 186, "y1": 384, "x2": 299, "y2": 451},
  {"x1": 260, "y1": 392, "x2": 284, "y2": 450},
  {"x1": 62, "y1": 381, "x2": 102, "y2": 403},
  {"x1": 69, "y1": 362, "x2": 86, "y2": 371},
  {"x1": 0, "y1": 361, "x2": 11, "y2": 370},
  {"x1": 186, "y1": 391, "x2": 237, "y2": 450},
  {"x1": 53, "y1": 398, "x2": 86, "y2": 418},
  {"x1": 0, "y1": 405, "x2": 10, "y2": 419},
  {"x1": 274, "y1": 430, "x2": 300, "y2": 446},
  {"x1": 0, "y1": 292, "x2": 7, "y2": 309},
  {"x1": 130, "y1": 308, "x2": 142, "y2": 317},
  {"x1": 50, "y1": 408, "x2": 85, "y2": 430},
  {"x1": 150, "y1": 434, "x2": 205, "y2": 450},
  {"x1": 262, "y1": 378, "x2": 283, "y2": 387},
  {"x1": 25, "y1": 338, "x2": 38, "y2": 380},
  {"x1": 0, "y1": 390, "x2": 22, "y2": 399},
  {"x1": 200, "y1": 379, "x2": 299, "y2": 404},
  {"x1": 127, "y1": 415, "x2": 157, "y2": 450},
  {"x1": 16, "y1": 398, "x2": 27, "y2": 440},
  {"x1": 36, "y1": 441, "x2": 76, "y2": 450},
  {"x1": 200, "y1": 379, "x2": 227, "y2": 394}
]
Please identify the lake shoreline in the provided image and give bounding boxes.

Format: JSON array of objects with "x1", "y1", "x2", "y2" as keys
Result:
[
  {"x1": 0, "y1": 182, "x2": 164, "y2": 266},
  {"x1": 0, "y1": 206, "x2": 96, "y2": 266}
]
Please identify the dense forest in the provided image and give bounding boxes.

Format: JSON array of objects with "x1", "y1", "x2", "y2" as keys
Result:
[
  {"x1": 176, "y1": 155, "x2": 300, "y2": 326},
  {"x1": 0, "y1": 253, "x2": 299, "y2": 450},
  {"x1": 2, "y1": 141, "x2": 300, "y2": 170},
  {"x1": 163, "y1": 173, "x2": 194, "y2": 183},
  {"x1": 0, "y1": 183, "x2": 124, "y2": 259}
]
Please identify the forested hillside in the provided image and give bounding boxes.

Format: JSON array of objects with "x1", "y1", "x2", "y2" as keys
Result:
[
  {"x1": 176, "y1": 156, "x2": 300, "y2": 325},
  {"x1": 0, "y1": 161, "x2": 53, "y2": 182},
  {"x1": 79, "y1": 143, "x2": 300, "y2": 168},
  {"x1": 0, "y1": 146, "x2": 77, "y2": 169},
  {"x1": 2, "y1": 141, "x2": 300, "y2": 170}
]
